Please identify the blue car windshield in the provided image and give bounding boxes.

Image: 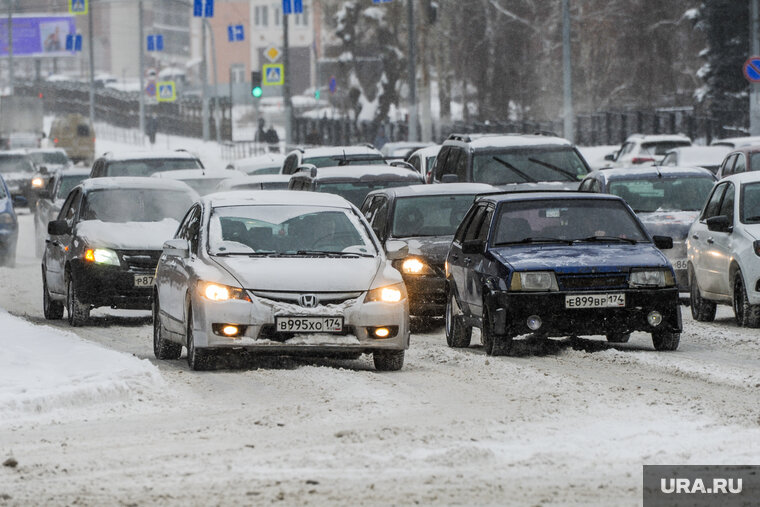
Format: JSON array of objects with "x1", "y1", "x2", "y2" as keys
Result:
[{"x1": 493, "y1": 199, "x2": 648, "y2": 245}]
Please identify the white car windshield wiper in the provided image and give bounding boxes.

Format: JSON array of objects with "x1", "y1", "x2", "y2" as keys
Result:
[
  {"x1": 214, "y1": 251, "x2": 274, "y2": 257},
  {"x1": 293, "y1": 250, "x2": 373, "y2": 257},
  {"x1": 573, "y1": 235, "x2": 638, "y2": 244}
]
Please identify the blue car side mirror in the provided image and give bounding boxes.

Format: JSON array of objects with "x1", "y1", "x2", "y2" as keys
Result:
[{"x1": 12, "y1": 195, "x2": 27, "y2": 207}]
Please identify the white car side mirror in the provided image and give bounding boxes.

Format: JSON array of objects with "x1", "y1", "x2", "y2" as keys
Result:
[{"x1": 163, "y1": 238, "x2": 190, "y2": 258}]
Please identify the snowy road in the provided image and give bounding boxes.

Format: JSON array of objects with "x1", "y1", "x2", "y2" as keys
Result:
[{"x1": 2, "y1": 211, "x2": 760, "y2": 506}]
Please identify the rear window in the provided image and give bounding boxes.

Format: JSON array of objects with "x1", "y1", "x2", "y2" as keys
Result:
[
  {"x1": 104, "y1": 158, "x2": 203, "y2": 177},
  {"x1": 608, "y1": 176, "x2": 715, "y2": 212},
  {"x1": 0, "y1": 155, "x2": 34, "y2": 173},
  {"x1": 28, "y1": 151, "x2": 70, "y2": 166},
  {"x1": 641, "y1": 141, "x2": 691, "y2": 156},
  {"x1": 77, "y1": 125, "x2": 90, "y2": 136},
  {"x1": 56, "y1": 174, "x2": 88, "y2": 199},
  {"x1": 305, "y1": 154, "x2": 385, "y2": 168},
  {"x1": 316, "y1": 180, "x2": 416, "y2": 207},
  {"x1": 472, "y1": 147, "x2": 588, "y2": 185}
]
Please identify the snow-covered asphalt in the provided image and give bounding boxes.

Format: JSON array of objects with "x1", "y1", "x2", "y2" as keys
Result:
[{"x1": 1, "y1": 210, "x2": 759, "y2": 506}]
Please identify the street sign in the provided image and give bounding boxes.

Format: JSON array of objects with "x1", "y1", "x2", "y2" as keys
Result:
[
  {"x1": 262, "y1": 64, "x2": 284, "y2": 86},
  {"x1": 156, "y1": 81, "x2": 177, "y2": 102},
  {"x1": 65, "y1": 34, "x2": 82, "y2": 52},
  {"x1": 145, "y1": 81, "x2": 156, "y2": 97},
  {"x1": 69, "y1": 0, "x2": 88, "y2": 15},
  {"x1": 282, "y1": 0, "x2": 303, "y2": 15},
  {"x1": 744, "y1": 57, "x2": 760, "y2": 83},
  {"x1": 193, "y1": 0, "x2": 214, "y2": 17},
  {"x1": 372, "y1": 0, "x2": 393, "y2": 3},
  {"x1": 147, "y1": 35, "x2": 164, "y2": 52},
  {"x1": 329, "y1": 76, "x2": 337, "y2": 94},
  {"x1": 264, "y1": 46, "x2": 281, "y2": 63},
  {"x1": 227, "y1": 25, "x2": 244, "y2": 42}
]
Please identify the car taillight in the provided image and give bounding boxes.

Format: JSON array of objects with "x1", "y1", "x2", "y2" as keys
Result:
[
  {"x1": 754, "y1": 241, "x2": 760, "y2": 257},
  {"x1": 631, "y1": 157, "x2": 655, "y2": 164},
  {"x1": 53, "y1": 138, "x2": 58, "y2": 144}
]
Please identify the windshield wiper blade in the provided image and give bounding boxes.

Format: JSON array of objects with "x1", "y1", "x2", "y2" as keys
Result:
[
  {"x1": 214, "y1": 251, "x2": 272, "y2": 257},
  {"x1": 294, "y1": 250, "x2": 366, "y2": 257},
  {"x1": 495, "y1": 237, "x2": 573, "y2": 245},
  {"x1": 745, "y1": 215, "x2": 760, "y2": 222},
  {"x1": 492, "y1": 157, "x2": 537, "y2": 183},
  {"x1": 574, "y1": 236, "x2": 638, "y2": 244},
  {"x1": 527, "y1": 158, "x2": 577, "y2": 181}
]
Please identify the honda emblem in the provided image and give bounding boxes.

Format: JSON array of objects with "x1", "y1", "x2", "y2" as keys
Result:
[{"x1": 299, "y1": 294, "x2": 318, "y2": 308}]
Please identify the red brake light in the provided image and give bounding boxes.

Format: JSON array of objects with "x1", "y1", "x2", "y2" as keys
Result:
[
  {"x1": 38, "y1": 92, "x2": 43, "y2": 99},
  {"x1": 631, "y1": 157, "x2": 655, "y2": 164},
  {"x1": 53, "y1": 138, "x2": 58, "y2": 144}
]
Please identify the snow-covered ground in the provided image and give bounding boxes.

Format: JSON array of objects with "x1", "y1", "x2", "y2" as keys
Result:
[{"x1": 2, "y1": 198, "x2": 760, "y2": 504}]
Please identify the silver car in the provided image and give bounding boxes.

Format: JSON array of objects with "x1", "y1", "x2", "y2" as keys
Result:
[{"x1": 152, "y1": 191, "x2": 411, "y2": 371}]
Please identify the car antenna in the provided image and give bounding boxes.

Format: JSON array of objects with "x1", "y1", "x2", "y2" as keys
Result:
[{"x1": 655, "y1": 166, "x2": 662, "y2": 178}]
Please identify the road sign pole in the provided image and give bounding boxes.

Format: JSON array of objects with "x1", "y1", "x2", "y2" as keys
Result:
[
  {"x1": 283, "y1": 6, "x2": 293, "y2": 148},
  {"x1": 88, "y1": 0, "x2": 95, "y2": 128},
  {"x1": 138, "y1": 0, "x2": 146, "y2": 142},
  {"x1": 204, "y1": 18, "x2": 221, "y2": 144},
  {"x1": 751, "y1": 0, "x2": 760, "y2": 135},
  {"x1": 407, "y1": 0, "x2": 417, "y2": 142},
  {"x1": 201, "y1": 18, "x2": 209, "y2": 141},
  {"x1": 6, "y1": 0, "x2": 13, "y2": 96},
  {"x1": 562, "y1": 0, "x2": 574, "y2": 143}
]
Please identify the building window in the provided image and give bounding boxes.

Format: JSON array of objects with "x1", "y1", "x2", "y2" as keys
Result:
[
  {"x1": 230, "y1": 64, "x2": 246, "y2": 83},
  {"x1": 255, "y1": 6, "x2": 269, "y2": 26},
  {"x1": 294, "y1": 6, "x2": 309, "y2": 26},
  {"x1": 273, "y1": 6, "x2": 280, "y2": 26}
]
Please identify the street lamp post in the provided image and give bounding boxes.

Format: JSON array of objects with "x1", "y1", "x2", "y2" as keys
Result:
[
  {"x1": 6, "y1": 0, "x2": 13, "y2": 95},
  {"x1": 406, "y1": 0, "x2": 417, "y2": 142}
]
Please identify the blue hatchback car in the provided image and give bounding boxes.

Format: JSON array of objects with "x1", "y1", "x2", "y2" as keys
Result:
[
  {"x1": 445, "y1": 191, "x2": 682, "y2": 355},
  {"x1": 0, "y1": 174, "x2": 19, "y2": 266}
]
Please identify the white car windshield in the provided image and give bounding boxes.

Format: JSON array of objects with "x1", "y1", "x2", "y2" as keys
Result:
[
  {"x1": 81, "y1": 189, "x2": 195, "y2": 223},
  {"x1": 209, "y1": 205, "x2": 377, "y2": 257}
]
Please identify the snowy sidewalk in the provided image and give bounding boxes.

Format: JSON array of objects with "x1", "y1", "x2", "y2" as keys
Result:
[{"x1": 0, "y1": 310, "x2": 163, "y2": 422}]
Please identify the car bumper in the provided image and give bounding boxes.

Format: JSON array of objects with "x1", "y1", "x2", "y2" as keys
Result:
[
  {"x1": 71, "y1": 262, "x2": 154, "y2": 309},
  {"x1": 190, "y1": 293, "x2": 410, "y2": 352},
  {"x1": 402, "y1": 274, "x2": 446, "y2": 316},
  {"x1": 0, "y1": 228, "x2": 18, "y2": 252},
  {"x1": 488, "y1": 288, "x2": 682, "y2": 337}
]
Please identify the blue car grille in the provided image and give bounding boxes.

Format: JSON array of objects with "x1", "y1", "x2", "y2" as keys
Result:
[{"x1": 557, "y1": 274, "x2": 628, "y2": 291}]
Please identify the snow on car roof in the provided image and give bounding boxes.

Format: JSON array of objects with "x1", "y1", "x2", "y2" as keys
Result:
[
  {"x1": 295, "y1": 145, "x2": 382, "y2": 158},
  {"x1": 368, "y1": 183, "x2": 496, "y2": 198},
  {"x1": 151, "y1": 169, "x2": 245, "y2": 179},
  {"x1": 218, "y1": 174, "x2": 291, "y2": 186},
  {"x1": 79, "y1": 176, "x2": 198, "y2": 193},
  {"x1": 58, "y1": 167, "x2": 92, "y2": 176},
  {"x1": 597, "y1": 166, "x2": 715, "y2": 179},
  {"x1": 101, "y1": 150, "x2": 199, "y2": 161},
  {"x1": 464, "y1": 134, "x2": 573, "y2": 150},
  {"x1": 205, "y1": 190, "x2": 355, "y2": 208},
  {"x1": 710, "y1": 136, "x2": 760, "y2": 148},
  {"x1": 481, "y1": 191, "x2": 624, "y2": 204},
  {"x1": 624, "y1": 134, "x2": 692, "y2": 143},
  {"x1": 295, "y1": 165, "x2": 424, "y2": 182},
  {"x1": 409, "y1": 145, "x2": 441, "y2": 158},
  {"x1": 229, "y1": 153, "x2": 285, "y2": 168},
  {"x1": 722, "y1": 171, "x2": 760, "y2": 185}
]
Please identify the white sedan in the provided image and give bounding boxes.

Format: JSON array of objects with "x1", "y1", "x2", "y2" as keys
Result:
[
  {"x1": 687, "y1": 172, "x2": 760, "y2": 326},
  {"x1": 152, "y1": 191, "x2": 411, "y2": 371}
]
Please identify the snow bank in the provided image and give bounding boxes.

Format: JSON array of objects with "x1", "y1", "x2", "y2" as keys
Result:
[{"x1": 0, "y1": 310, "x2": 163, "y2": 421}]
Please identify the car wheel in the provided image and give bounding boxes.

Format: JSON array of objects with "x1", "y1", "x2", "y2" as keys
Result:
[
  {"x1": 651, "y1": 330, "x2": 680, "y2": 351},
  {"x1": 42, "y1": 271, "x2": 64, "y2": 320},
  {"x1": 66, "y1": 275, "x2": 89, "y2": 327},
  {"x1": 482, "y1": 305, "x2": 512, "y2": 356},
  {"x1": 186, "y1": 305, "x2": 214, "y2": 371},
  {"x1": 689, "y1": 267, "x2": 716, "y2": 322},
  {"x1": 733, "y1": 271, "x2": 760, "y2": 328},
  {"x1": 153, "y1": 296, "x2": 182, "y2": 360},
  {"x1": 605, "y1": 332, "x2": 630, "y2": 343},
  {"x1": 373, "y1": 350, "x2": 405, "y2": 371},
  {"x1": 445, "y1": 291, "x2": 472, "y2": 348}
]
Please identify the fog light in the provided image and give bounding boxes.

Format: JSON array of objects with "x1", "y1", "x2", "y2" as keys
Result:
[
  {"x1": 374, "y1": 327, "x2": 390, "y2": 338},
  {"x1": 647, "y1": 311, "x2": 662, "y2": 327},
  {"x1": 222, "y1": 325, "x2": 239, "y2": 336},
  {"x1": 527, "y1": 315, "x2": 542, "y2": 331}
]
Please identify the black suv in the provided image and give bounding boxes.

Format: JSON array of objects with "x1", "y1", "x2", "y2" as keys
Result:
[
  {"x1": 89, "y1": 150, "x2": 204, "y2": 178},
  {"x1": 429, "y1": 133, "x2": 590, "y2": 188},
  {"x1": 42, "y1": 177, "x2": 198, "y2": 326}
]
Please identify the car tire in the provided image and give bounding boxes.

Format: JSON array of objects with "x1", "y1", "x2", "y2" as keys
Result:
[
  {"x1": 445, "y1": 292, "x2": 472, "y2": 348},
  {"x1": 605, "y1": 332, "x2": 630, "y2": 343},
  {"x1": 651, "y1": 330, "x2": 680, "y2": 351},
  {"x1": 153, "y1": 297, "x2": 182, "y2": 360},
  {"x1": 373, "y1": 350, "x2": 405, "y2": 371},
  {"x1": 42, "y1": 271, "x2": 64, "y2": 320},
  {"x1": 186, "y1": 305, "x2": 214, "y2": 371},
  {"x1": 733, "y1": 271, "x2": 760, "y2": 328},
  {"x1": 66, "y1": 276, "x2": 89, "y2": 327},
  {"x1": 689, "y1": 267, "x2": 716, "y2": 322},
  {"x1": 482, "y1": 306, "x2": 512, "y2": 356}
]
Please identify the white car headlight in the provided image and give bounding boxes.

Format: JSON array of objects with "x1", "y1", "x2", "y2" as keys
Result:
[
  {"x1": 509, "y1": 271, "x2": 559, "y2": 292},
  {"x1": 84, "y1": 248, "x2": 120, "y2": 266},
  {"x1": 31, "y1": 177, "x2": 44, "y2": 188},
  {"x1": 629, "y1": 269, "x2": 675, "y2": 288},
  {"x1": 365, "y1": 283, "x2": 407, "y2": 303},
  {"x1": 199, "y1": 281, "x2": 251, "y2": 302},
  {"x1": 399, "y1": 257, "x2": 434, "y2": 275}
]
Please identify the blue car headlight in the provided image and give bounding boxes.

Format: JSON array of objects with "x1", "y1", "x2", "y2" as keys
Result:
[{"x1": 509, "y1": 271, "x2": 559, "y2": 292}]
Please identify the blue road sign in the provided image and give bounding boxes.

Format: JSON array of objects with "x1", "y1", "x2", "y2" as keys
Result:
[
  {"x1": 69, "y1": 0, "x2": 87, "y2": 15},
  {"x1": 157, "y1": 81, "x2": 177, "y2": 102},
  {"x1": 329, "y1": 76, "x2": 337, "y2": 94},
  {"x1": 372, "y1": 0, "x2": 393, "y2": 3},
  {"x1": 282, "y1": 0, "x2": 303, "y2": 14},
  {"x1": 205, "y1": 0, "x2": 214, "y2": 17},
  {"x1": 228, "y1": 25, "x2": 244, "y2": 42},
  {"x1": 66, "y1": 34, "x2": 82, "y2": 52},
  {"x1": 294, "y1": 0, "x2": 303, "y2": 14},
  {"x1": 193, "y1": 0, "x2": 203, "y2": 17},
  {"x1": 156, "y1": 34, "x2": 163, "y2": 51},
  {"x1": 74, "y1": 34, "x2": 82, "y2": 52},
  {"x1": 193, "y1": 0, "x2": 213, "y2": 17},
  {"x1": 744, "y1": 57, "x2": 760, "y2": 83},
  {"x1": 147, "y1": 35, "x2": 154, "y2": 51}
]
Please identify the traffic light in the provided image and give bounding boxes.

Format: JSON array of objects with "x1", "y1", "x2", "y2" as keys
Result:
[
  {"x1": 314, "y1": 89, "x2": 320, "y2": 100},
  {"x1": 251, "y1": 71, "x2": 263, "y2": 98}
]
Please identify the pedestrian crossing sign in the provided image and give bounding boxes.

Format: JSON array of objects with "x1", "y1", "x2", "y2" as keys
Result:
[
  {"x1": 156, "y1": 81, "x2": 177, "y2": 102},
  {"x1": 262, "y1": 64, "x2": 284, "y2": 86},
  {"x1": 69, "y1": 0, "x2": 88, "y2": 15}
]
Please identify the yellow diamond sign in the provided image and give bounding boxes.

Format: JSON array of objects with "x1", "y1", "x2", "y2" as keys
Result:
[{"x1": 264, "y1": 46, "x2": 281, "y2": 63}]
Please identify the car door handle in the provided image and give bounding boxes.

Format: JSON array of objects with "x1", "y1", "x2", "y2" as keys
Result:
[
  {"x1": 692, "y1": 234, "x2": 699, "y2": 240},
  {"x1": 450, "y1": 254, "x2": 458, "y2": 261},
  {"x1": 464, "y1": 257, "x2": 472, "y2": 265},
  {"x1": 707, "y1": 238, "x2": 714, "y2": 244}
]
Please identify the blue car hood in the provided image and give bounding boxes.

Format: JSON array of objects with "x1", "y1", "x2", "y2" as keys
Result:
[{"x1": 491, "y1": 243, "x2": 670, "y2": 274}]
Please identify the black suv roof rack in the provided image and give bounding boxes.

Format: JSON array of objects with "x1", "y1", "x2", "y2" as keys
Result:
[{"x1": 533, "y1": 130, "x2": 560, "y2": 137}]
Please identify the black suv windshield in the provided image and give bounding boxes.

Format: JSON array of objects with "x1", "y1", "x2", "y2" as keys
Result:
[
  {"x1": 317, "y1": 180, "x2": 414, "y2": 207},
  {"x1": 28, "y1": 151, "x2": 69, "y2": 166},
  {"x1": 493, "y1": 199, "x2": 647, "y2": 245},
  {"x1": 392, "y1": 194, "x2": 477, "y2": 237},
  {"x1": 0, "y1": 155, "x2": 34, "y2": 174},
  {"x1": 472, "y1": 147, "x2": 588, "y2": 185},
  {"x1": 81, "y1": 189, "x2": 195, "y2": 223},
  {"x1": 105, "y1": 158, "x2": 202, "y2": 177},
  {"x1": 608, "y1": 176, "x2": 715, "y2": 212}
]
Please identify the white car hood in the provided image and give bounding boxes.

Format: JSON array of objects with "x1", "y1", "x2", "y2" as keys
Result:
[
  {"x1": 213, "y1": 256, "x2": 381, "y2": 292},
  {"x1": 76, "y1": 219, "x2": 179, "y2": 250}
]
